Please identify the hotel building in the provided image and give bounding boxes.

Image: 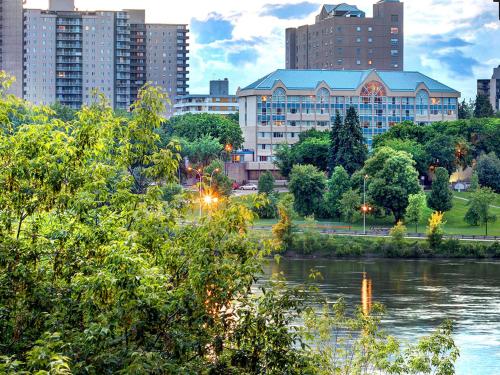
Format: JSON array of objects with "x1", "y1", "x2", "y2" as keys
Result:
[
  {"x1": 286, "y1": 1, "x2": 404, "y2": 71},
  {"x1": 237, "y1": 69, "x2": 460, "y2": 179},
  {"x1": 477, "y1": 65, "x2": 500, "y2": 112}
]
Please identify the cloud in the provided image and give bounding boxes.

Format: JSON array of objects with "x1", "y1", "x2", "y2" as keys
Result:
[
  {"x1": 261, "y1": 2, "x2": 319, "y2": 19},
  {"x1": 227, "y1": 48, "x2": 259, "y2": 66},
  {"x1": 426, "y1": 36, "x2": 472, "y2": 49},
  {"x1": 190, "y1": 13, "x2": 233, "y2": 44},
  {"x1": 436, "y1": 50, "x2": 480, "y2": 77}
]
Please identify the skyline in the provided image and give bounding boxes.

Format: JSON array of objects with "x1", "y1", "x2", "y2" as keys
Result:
[{"x1": 24, "y1": 0, "x2": 500, "y2": 101}]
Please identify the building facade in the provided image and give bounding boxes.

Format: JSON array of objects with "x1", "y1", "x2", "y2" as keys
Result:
[
  {"x1": 0, "y1": 0, "x2": 25, "y2": 97},
  {"x1": 173, "y1": 79, "x2": 238, "y2": 116},
  {"x1": 3, "y1": 0, "x2": 188, "y2": 113},
  {"x1": 237, "y1": 69, "x2": 460, "y2": 179},
  {"x1": 477, "y1": 65, "x2": 500, "y2": 112},
  {"x1": 286, "y1": 1, "x2": 404, "y2": 71}
]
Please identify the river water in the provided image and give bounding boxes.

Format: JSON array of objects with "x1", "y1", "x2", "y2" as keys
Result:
[{"x1": 262, "y1": 258, "x2": 500, "y2": 375}]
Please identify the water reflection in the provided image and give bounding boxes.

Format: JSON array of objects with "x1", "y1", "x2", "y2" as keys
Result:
[
  {"x1": 361, "y1": 272, "x2": 372, "y2": 315},
  {"x1": 262, "y1": 258, "x2": 500, "y2": 375}
]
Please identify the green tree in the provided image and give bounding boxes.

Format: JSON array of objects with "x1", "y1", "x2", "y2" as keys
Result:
[
  {"x1": 469, "y1": 171, "x2": 479, "y2": 191},
  {"x1": 331, "y1": 106, "x2": 367, "y2": 174},
  {"x1": 425, "y1": 135, "x2": 461, "y2": 175},
  {"x1": 205, "y1": 159, "x2": 233, "y2": 197},
  {"x1": 288, "y1": 164, "x2": 327, "y2": 217},
  {"x1": 428, "y1": 167, "x2": 453, "y2": 212},
  {"x1": 363, "y1": 147, "x2": 421, "y2": 222},
  {"x1": 182, "y1": 135, "x2": 223, "y2": 167},
  {"x1": 169, "y1": 112, "x2": 243, "y2": 149},
  {"x1": 465, "y1": 187, "x2": 497, "y2": 235},
  {"x1": 274, "y1": 144, "x2": 295, "y2": 178},
  {"x1": 272, "y1": 194, "x2": 296, "y2": 251},
  {"x1": 340, "y1": 188, "x2": 361, "y2": 224},
  {"x1": 474, "y1": 94, "x2": 495, "y2": 118},
  {"x1": 458, "y1": 99, "x2": 473, "y2": 119},
  {"x1": 324, "y1": 165, "x2": 351, "y2": 218},
  {"x1": 328, "y1": 109, "x2": 342, "y2": 175},
  {"x1": 476, "y1": 152, "x2": 500, "y2": 192},
  {"x1": 405, "y1": 191, "x2": 427, "y2": 233},
  {"x1": 377, "y1": 138, "x2": 429, "y2": 177},
  {"x1": 258, "y1": 170, "x2": 275, "y2": 194}
]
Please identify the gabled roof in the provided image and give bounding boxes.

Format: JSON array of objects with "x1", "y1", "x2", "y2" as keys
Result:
[{"x1": 240, "y1": 69, "x2": 459, "y2": 94}]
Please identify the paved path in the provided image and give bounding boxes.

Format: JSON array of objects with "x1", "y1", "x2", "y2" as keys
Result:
[{"x1": 453, "y1": 195, "x2": 500, "y2": 209}]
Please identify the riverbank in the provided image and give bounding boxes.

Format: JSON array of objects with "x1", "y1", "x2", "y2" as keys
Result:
[{"x1": 281, "y1": 234, "x2": 500, "y2": 259}]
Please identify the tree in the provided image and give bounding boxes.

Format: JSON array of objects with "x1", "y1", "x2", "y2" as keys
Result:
[
  {"x1": 476, "y1": 152, "x2": 500, "y2": 192},
  {"x1": 324, "y1": 165, "x2": 351, "y2": 219},
  {"x1": 182, "y1": 135, "x2": 223, "y2": 167},
  {"x1": 474, "y1": 94, "x2": 495, "y2": 118},
  {"x1": 427, "y1": 211, "x2": 445, "y2": 248},
  {"x1": 428, "y1": 167, "x2": 453, "y2": 212},
  {"x1": 331, "y1": 106, "x2": 367, "y2": 174},
  {"x1": 288, "y1": 164, "x2": 327, "y2": 217},
  {"x1": 258, "y1": 171, "x2": 275, "y2": 194},
  {"x1": 458, "y1": 99, "x2": 473, "y2": 119},
  {"x1": 205, "y1": 159, "x2": 233, "y2": 197},
  {"x1": 169, "y1": 112, "x2": 244, "y2": 149},
  {"x1": 390, "y1": 221, "x2": 407, "y2": 242},
  {"x1": 328, "y1": 109, "x2": 342, "y2": 175},
  {"x1": 378, "y1": 138, "x2": 429, "y2": 177},
  {"x1": 363, "y1": 147, "x2": 421, "y2": 222},
  {"x1": 274, "y1": 144, "x2": 295, "y2": 178},
  {"x1": 425, "y1": 135, "x2": 460, "y2": 175},
  {"x1": 465, "y1": 187, "x2": 497, "y2": 235},
  {"x1": 340, "y1": 188, "x2": 361, "y2": 224},
  {"x1": 272, "y1": 194, "x2": 296, "y2": 251},
  {"x1": 469, "y1": 171, "x2": 479, "y2": 191},
  {"x1": 405, "y1": 192, "x2": 427, "y2": 233}
]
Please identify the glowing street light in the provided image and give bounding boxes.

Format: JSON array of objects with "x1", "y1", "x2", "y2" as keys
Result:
[{"x1": 187, "y1": 166, "x2": 220, "y2": 218}]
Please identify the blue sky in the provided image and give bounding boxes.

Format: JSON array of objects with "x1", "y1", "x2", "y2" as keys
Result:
[{"x1": 26, "y1": 0, "x2": 500, "y2": 100}]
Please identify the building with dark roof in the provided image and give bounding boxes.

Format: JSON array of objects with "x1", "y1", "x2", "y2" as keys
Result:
[
  {"x1": 286, "y1": 1, "x2": 404, "y2": 71},
  {"x1": 237, "y1": 69, "x2": 460, "y2": 179}
]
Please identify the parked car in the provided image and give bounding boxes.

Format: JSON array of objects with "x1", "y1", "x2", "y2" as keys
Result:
[{"x1": 239, "y1": 183, "x2": 257, "y2": 191}]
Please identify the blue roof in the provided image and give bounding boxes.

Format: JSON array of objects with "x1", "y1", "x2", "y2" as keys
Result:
[
  {"x1": 241, "y1": 69, "x2": 459, "y2": 94},
  {"x1": 323, "y1": 4, "x2": 365, "y2": 17}
]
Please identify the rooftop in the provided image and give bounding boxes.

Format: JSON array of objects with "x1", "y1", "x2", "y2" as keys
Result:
[
  {"x1": 241, "y1": 69, "x2": 459, "y2": 94},
  {"x1": 321, "y1": 3, "x2": 365, "y2": 18}
]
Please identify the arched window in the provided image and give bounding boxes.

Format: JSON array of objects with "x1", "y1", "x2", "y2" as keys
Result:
[
  {"x1": 316, "y1": 88, "x2": 330, "y2": 115},
  {"x1": 272, "y1": 88, "x2": 286, "y2": 103},
  {"x1": 360, "y1": 81, "x2": 386, "y2": 97},
  {"x1": 416, "y1": 90, "x2": 429, "y2": 115}
]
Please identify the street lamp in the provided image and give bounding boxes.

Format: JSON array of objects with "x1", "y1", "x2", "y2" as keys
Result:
[
  {"x1": 187, "y1": 167, "x2": 220, "y2": 218},
  {"x1": 363, "y1": 175, "x2": 368, "y2": 235}
]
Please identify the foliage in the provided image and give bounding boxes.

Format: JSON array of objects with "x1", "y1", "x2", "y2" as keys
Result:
[
  {"x1": 205, "y1": 159, "x2": 233, "y2": 197},
  {"x1": 294, "y1": 216, "x2": 323, "y2": 255},
  {"x1": 272, "y1": 194, "x2": 296, "y2": 251},
  {"x1": 168, "y1": 112, "x2": 243, "y2": 149},
  {"x1": 258, "y1": 171, "x2": 275, "y2": 195},
  {"x1": 469, "y1": 171, "x2": 479, "y2": 191},
  {"x1": 328, "y1": 110, "x2": 343, "y2": 175},
  {"x1": 427, "y1": 211, "x2": 445, "y2": 249},
  {"x1": 428, "y1": 168, "x2": 454, "y2": 212},
  {"x1": 340, "y1": 188, "x2": 361, "y2": 224},
  {"x1": 49, "y1": 102, "x2": 77, "y2": 122},
  {"x1": 181, "y1": 135, "x2": 223, "y2": 167},
  {"x1": 274, "y1": 132, "x2": 330, "y2": 177},
  {"x1": 330, "y1": 106, "x2": 367, "y2": 175},
  {"x1": 378, "y1": 138, "x2": 429, "y2": 177},
  {"x1": 458, "y1": 99, "x2": 474, "y2": 120},
  {"x1": 288, "y1": 164, "x2": 327, "y2": 217},
  {"x1": 304, "y1": 300, "x2": 459, "y2": 375},
  {"x1": 425, "y1": 135, "x2": 464, "y2": 175},
  {"x1": 363, "y1": 147, "x2": 420, "y2": 222},
  {"x1": 474, "y1": 94, "x2": 495, "y2": 118},
  {"x1": 464, "y1": 187, "x2": 497, "y2": 235},
  {"x1": 405, "y1": 192, "x2": 428, "y2": 233},
  {"x1": 324, "y1": 165, "x2": 351, "y2": 218},
  {"x1": 476, "y1": 152, "x2": 500, "y2": 192},
  {"x1": 390, "y1": 221, "x2": 407, "y2": 242},
  {"x1": 253, "y1": 192, "x2": 279, "y2": 219}
]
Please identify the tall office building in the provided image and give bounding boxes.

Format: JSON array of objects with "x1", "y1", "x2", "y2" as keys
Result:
[
  {"x1": 477, "y1": 65, "x2": 500, "y2": 112},
  {"x1": 19, "y1": 0, "x2": 188, "y2": 113},
  {"x1": 0, "y1": 0, "x2": 24, "y2": 97},
  {"x1": 286, "y1": 0, "x2": 404, "y2": 71}
]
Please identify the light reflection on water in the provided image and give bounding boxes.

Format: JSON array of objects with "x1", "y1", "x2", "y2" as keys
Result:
[{"x1": 261, "y1": 258, "x2": 500, "y2": 375}]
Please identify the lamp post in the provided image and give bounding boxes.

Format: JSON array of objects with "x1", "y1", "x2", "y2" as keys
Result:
[
  {"x1": 224, "y1": 144, "x2": 232, "y2": 175},
  {"x1": 363, "y1": 175, "x2": 368, "y2": 235},
  {"x1": 188, "y1": 167, "x2": 220, "y2": 218}
]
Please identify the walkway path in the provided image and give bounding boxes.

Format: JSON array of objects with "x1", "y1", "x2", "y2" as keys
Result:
[{"x1": 453, "y1": 195, "x2": 500, "y2": 209}]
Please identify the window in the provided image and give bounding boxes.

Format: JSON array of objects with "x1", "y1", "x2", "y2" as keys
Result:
[
  {"x1": 368, "y1": 37, "x2": 373, "y2": 43},
  {"x1": 391, "y1": 38, "x2": 398, "y2": 46},
  {"x1": 356, "y1": 26, "x2": 361, "y2": 32},
  {"x1": 273, "y1": 132, "x2": 285, "y2": 138},
  {"x1": 391, "y1": 27, "x2": 399, "y2": 34},
  {"x1": 356, "y1": 60, "x2": 361, "y2": 65},
  {"x1": 356, "y1": 37, "x2": 361, "y2": 43},
  {"x1": 368, "y1": 26, "x2": 373, "y2": 32},
  {"x1": 391, "y1": 50, "x2": 399, "y2": 56},
  {"x1": 361, "y1": 81, "x2": 387, "y2": 97},
  {"x1": 391, "y1": 15, "x2": 399, "y2": 23},
  {"x1": 259, "y1": 156, "x2": 269, "y2": 162},
  {"x1": 416, "y1": 90, "x2": 429, "y2": 115}
]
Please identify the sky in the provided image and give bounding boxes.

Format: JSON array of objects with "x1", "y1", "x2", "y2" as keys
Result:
[{"x1": 25, "y1": 0, "x2": 500, "y2": 100}]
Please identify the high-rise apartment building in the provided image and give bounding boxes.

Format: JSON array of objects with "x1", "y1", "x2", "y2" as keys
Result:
[
  {"x1": 477, "y1": 65, "x2": 500, "y2": 112},
  {"x1": 286, "y1": 1, "x2": 404, "y2": 71},
  {"x1": 2, "y1": 0, "x2": 188, "y2": 114},
  {"x1": 0, "y1": 0, "x2": 25, "y2": 97}
]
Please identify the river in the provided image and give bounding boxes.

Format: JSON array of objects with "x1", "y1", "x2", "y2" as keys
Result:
[{"x1": 263, "y1": 258, "x2": 500, "y2": 375}]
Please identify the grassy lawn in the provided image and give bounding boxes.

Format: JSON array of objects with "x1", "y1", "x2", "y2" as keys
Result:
[{"x1": 185, "y1": 191, "x2": 500, "y2": 237}]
